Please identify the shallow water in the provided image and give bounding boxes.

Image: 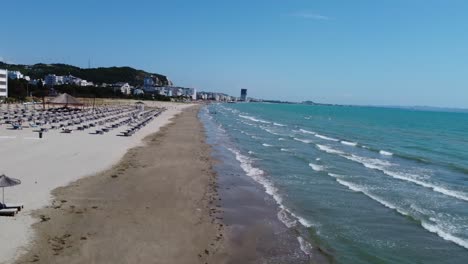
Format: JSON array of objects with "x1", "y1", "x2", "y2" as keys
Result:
[{"x1": 203, "y1": 103, "x2": 468, "y2": 264}]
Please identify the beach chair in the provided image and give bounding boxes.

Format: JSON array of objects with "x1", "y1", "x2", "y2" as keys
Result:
[
  {"x1": 0, "y1": 208, "x2": 18, "y2": 216},
  {"x1": 3, "y1": 204, "x2": 24, "y2": 211},
  {"x1": 12, "y1": 123, "x2": 22, "y2": 130}
]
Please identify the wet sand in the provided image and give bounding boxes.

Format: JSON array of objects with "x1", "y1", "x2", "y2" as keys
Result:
[{"x1": 15, "y1": 106, "x2": 226, "y2": 264}]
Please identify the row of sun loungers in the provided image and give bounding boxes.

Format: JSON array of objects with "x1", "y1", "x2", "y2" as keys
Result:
[{"x1": 1, "y1": 104, "x2": 166, "y2": 140}]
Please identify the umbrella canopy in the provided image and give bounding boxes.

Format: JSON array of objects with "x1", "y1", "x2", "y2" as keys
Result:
[
  {"x1": 0, "y1": 174, "x2": 21, "y2": 187},
  {"x1": 0, "y1": 174, "x2": 21, "y2": 204},
  {"x1": 49, "y1": 93, "x2": 83, "y2": 106}
]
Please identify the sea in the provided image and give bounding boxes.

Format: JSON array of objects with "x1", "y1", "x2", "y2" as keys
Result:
[{"x1": 200, "y1": 102, "x2": 468, "y2": 264}]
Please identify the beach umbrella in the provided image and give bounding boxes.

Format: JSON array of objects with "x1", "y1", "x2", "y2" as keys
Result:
[{"x1": 0, "y1": 174, "x2": 21, "y2": 204}]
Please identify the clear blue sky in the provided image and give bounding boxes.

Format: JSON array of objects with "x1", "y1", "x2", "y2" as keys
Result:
[{"x1": 1, "y1": 0, "x2": 467, "y2": 107}]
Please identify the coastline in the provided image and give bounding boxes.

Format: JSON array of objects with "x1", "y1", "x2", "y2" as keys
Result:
[
  {"x1": 0, "y1": 101, "x2": 192, "y2": 263},
  {"x1": 14, "y1": 105, "x2": 226, "y2": 263},
  {"x1": 200, "y1": 106, "x2": 332, "y2": 263}
]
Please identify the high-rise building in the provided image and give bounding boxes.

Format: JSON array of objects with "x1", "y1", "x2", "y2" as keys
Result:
[
  {"x1": 0, "y1": 69, "x2": 8, "y2": 97},
  {"x1": 240, "y1": 88, "x2": 247, "y2": 101}
]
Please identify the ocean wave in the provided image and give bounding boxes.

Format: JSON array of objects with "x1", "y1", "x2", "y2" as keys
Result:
[
  {"x1": 294, "y1": 138, "x2": 313, "y2": 144},
  {"x1": 332, "y1": 175, "x2": 468, "y2": 249},
  {"x1": 228, "y1": 147, "x2": 314, "y2": 232},
  {"x1": 281, "y1": 148, "x2": 290, "y2": 152},
  {"x1": 421, "y1": 221, "x2": 468, "y2": 249},
  {"x1": 379, "y1": 150, "x2": 393, "y2": 156},
  {"x1": 239, "y1": 114, "x2": 271, "y2": 124},
  {"x1": 299, "y1": 129, "x2": 316, "y2": 135},
  {"x1": 380, "y1": 169, "x2": 468, "y2": 202},
  {"x1": 228, "y1": 148, "x2": 281, "y2": 203},
  {"x1": 341, "y1": 153, "x2": 468, "y2": 202},
  {"x1": 261, "y1": 127, "x2": 281, "y2": 136},
  {"x1": 278, "y1": 138, "x2": 286, "y2": 141},
  {"x1": 343, "y1": 154, "x2": 393, "y2": 169},
  {"x1": 316, "y1": 144, "x2": 345, "y2": 155},
  {"x1": 309, "y1": 163, "x2": 325, "y2": 172},
  {"x1": 262, "y1": 143, "x2": 273, "y2": 147},
  {"x1": 341, "y1": 141, "x2": 358, "y2": 147},
  {"x1": 315, "y1": 134, "x2": 339, "y2": 142},
  {"x1": 333, "y1": 177, "x2": 409, "y2": 216},
  {"x1": 273, "y1": 122, "x2": 286, "y2": 127}
]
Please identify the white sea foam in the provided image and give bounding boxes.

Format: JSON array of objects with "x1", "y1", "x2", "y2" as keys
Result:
[
  {"x1": 315, "y1": 134, "x2": 339, "y2": 142},
  {"x1": 299, "y1": 129, "x2": 316, "y2": 135},
  {"x1": 262, "y1": 143, "x2": 273, "y2": 147},
  {"x1": 380, "y1": 150, "x2": 393, "y2": 156},
  {"x1": 277, "y1": 209, "x2": 298, "y2": 228},
  {"x1": 421, "y1": 222, "x2": 468, "y2": 249},
  {"x1": 239, "y1": 114, "x2": 271, "y2": 124},
  {"x1": 248, "y1": 151, "x2": 254, "y2": 154},
  {"x1": 280, "y1": 148, "x2": 290, "y2": 152},
  {"x1": 294, "y1": 138, "x2": 313, "y2": 144},
  {"x1": 343, "y1": 154, "x2": 393, "y2": 169},
  {"x1": 228, "y1": 148, "x2": 314, "y2": 232},
  {"x1": 342, "y1": 153, "x2": 468, "y2": 202},
  {"x1": 380, "y1": 169, "x2": 468, "y2": 202},
  {"x1": 334, "y1": 177, "x2": 409, "y2": 216},
  {"x1": 316, "y1": 158, "x2": 321, "y2": 161},
  {"x1": 273, "y1": 122, "x2": 286, "y2": 127},
  {"x1": 297, "y1": 236, "x2": 314, "y2": 256},
  {"x1": 278, "y1": 138, "x2": 286, "y2": 141},
  {"x1": 309, "y1": 163, "x2": 325, "y2": 172},
  {"x1": 228, "y1": 148, "x2": 281, "y2": 205},
  {"x1": 316, "y1": 144, "x2": 345, "y2": 155},
  {"x1": 341, "y1": 141, "x2": 358, "y2": 147},
  {"x1": 262, "y1": 127, "x2": 281, "y2": 136}
]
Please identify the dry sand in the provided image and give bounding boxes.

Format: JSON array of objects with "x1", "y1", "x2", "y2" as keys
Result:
[
  {"x1": 0, "y1": 101, "x2": 192, "y2": 263},
  {"x1": 14, "y1": 105, "x2": 227, "y2": 264}
]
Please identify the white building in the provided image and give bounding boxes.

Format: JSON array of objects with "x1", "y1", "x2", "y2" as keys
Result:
[
  {"x1": 114, "y1": 82, "x2": 132, "y2": 95},
  {"x1": 44, "y1": 74, "x2": 64, "y2": 86},
  {"x1": 8, "y1": 70, "x2": 24, "y2": 80},
  {"x1": 0, "y1": 69, "x2": 8, "y2": 97}
]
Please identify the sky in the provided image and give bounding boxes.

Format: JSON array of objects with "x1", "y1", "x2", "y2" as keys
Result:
[{"x1": 1, "y1": 0, "x2": 468, "y2": 108}]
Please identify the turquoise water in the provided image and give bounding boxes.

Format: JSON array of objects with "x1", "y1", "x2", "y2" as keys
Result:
[{"x1": 204, "y1": 103, "x2": 468, "y2": 263}]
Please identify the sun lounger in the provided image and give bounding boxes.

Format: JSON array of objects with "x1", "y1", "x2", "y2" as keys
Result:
[
  {"x1": 4, "y1": 204, "x2": 23, "y2": 211},
  {"x1": 0, "y1": 208, "x2": 18, "y2": 216}
]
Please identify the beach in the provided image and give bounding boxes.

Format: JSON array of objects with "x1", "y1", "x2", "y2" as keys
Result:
[
  {"x1": 12, "y1": 104, "x2": 226, "y2": 263},
  {"x1": 0, "y1": 101, "x2": 193, "y2": 263}
]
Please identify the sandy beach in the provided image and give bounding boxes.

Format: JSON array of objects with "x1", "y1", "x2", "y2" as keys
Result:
[
  {"x1": 0, "y1": 101, "x2": 192, "y2": 263},
  {"x1": 13, "y1": 105, "x2": 225, "y2": 264}
]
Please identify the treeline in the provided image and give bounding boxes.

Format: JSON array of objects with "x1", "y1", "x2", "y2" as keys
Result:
[
  {"x1": 0, "y1": 62, "x2": 169, "y2": 87},
  {"x1": 6, "y1": 79, "x2": 170, "y2": 102}
]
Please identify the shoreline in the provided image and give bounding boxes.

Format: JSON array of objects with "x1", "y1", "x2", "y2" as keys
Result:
[
  {"x1": 200, "y1": 107, "x2": 332, "y2": 263},
  {"x1": 0, "y1": 101, "x2": 192, "y2": 263},
  {"x1": 14, "y1": 105, "x2": 227, "y2": 263}
]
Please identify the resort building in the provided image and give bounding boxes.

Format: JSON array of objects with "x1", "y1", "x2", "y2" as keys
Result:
[
  {"x1": 0, "y1": 69, "x2": 8, "y2": 97},
  {"x1": 7, "y1": 70, "x2": 24, "y2": 80},
  {"x1": 114, "y1": 82, "x2": 132, "y2": 95},
  {"x1": 44, "y1": 74, "x2": 64, "y2": 86}
]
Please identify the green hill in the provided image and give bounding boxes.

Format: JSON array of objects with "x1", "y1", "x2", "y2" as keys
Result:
[{"x1": 0, "y1": 62, "x2": 169, "y2": 86}]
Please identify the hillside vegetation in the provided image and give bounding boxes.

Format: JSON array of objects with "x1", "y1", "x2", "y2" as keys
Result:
[{"x1": 0, "y1": 62, "x2": 169, "y2": 86}]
